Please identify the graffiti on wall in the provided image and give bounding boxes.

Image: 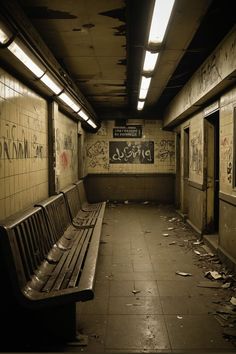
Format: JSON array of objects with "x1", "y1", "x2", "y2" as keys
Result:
[
  {"x1": 109, "y1": 141, "x2": 154, "y2": 164},
  {"x1": 156, "y1": 139, "x2": 175, "y2": 163},
  {"x1": 87, "y1": 140, "x2": 109, "y2": 169},
  {"x1": 221, "y1": 136, "x2": 233, "y2": 185},
  {"x1": 0, "y1": 122, "x2": 44, "y2": 161},
  {"x1": 190, "y1": 129, "x2": 203, "y2": 175},
  {"x1": 199, "y1": 54, "x2": 221, "y2": 93},
  {"x1": 56, "y1": 128, "x2": 76, "y2": 171}
]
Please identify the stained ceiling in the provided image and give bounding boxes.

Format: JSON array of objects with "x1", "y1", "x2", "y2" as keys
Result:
[{"x1": 2, "y1": 0, "x2": 236, "y2": 122}]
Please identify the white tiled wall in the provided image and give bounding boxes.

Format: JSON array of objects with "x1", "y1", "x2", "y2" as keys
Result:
[
  {"x1": 86, "y1": 120, "x2": 176, "y2": 174},
  {"x1": 55, "y1": 111, "x2": 78, "y2": 190},
  {"x1": 0, "y1": 68, "x2": 48, "y2": 220}
]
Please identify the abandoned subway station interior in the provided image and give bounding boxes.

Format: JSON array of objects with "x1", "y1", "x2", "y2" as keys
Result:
[{"x1": 1, "y1": 0, "x2": 236, "y2": 352}]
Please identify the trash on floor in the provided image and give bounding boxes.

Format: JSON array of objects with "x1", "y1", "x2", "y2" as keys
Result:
[
  {"x1": 230, "y1": 297, "x2": 236, "y2": 306},
  {"x1": 67, "y1": 334, "x2": 88, "y2": 347},
  {"x1": 132, "y1": 289, "x2": 141, "y2": 295},
  {"x1": 221, "y1": 282, "x2": 231, "y2": 289},
  {"x1": 167, "y1": 227, "x2": 175, "y2": 231},
  {"x1": 162, "y1": 233, "x2": 169, "y2": 237},
  {"x1": 176, "y1": 271, "x2": 192, "y2": 277},
  {"x1": 124, "y1": 200, "x2": 129, "y2": 204},
  {"x1": 143, "y1": 201, "x2": 149, "y2": 204},
  {"x1": 193, "y1": 240, "x2": 203, "y2": 245},
  {"x1": 205, "y1": 270, "x2": 222, "y2": 280},
  {"x1": 169, "y1": 241, "x2": 176, "y2": 245}
]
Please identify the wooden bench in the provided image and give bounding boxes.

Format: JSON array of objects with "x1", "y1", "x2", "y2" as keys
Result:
[
  {"x1": 75, "y1": 179, "x2": 105, "y2": 213},
  {"x1": 60, "y1": 184, "x2": 105, "y2": 228},
  {"x1": 0, "y1": 189, "x2": 106, "y2": 343}
]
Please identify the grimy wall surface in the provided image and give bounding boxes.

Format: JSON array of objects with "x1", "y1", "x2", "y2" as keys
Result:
[
  {"x1": 85, "y1": 120, "x2": 176, "y2": 202},
  {"x1": 163, "y1": 26, "x2": 236, "y2": 265},
  {"x1": 0, "y1": 67, "x2": 82, "y2": 220},
  {"x1": 0, "y1": 68, "x2": 48, "y2": 220}
]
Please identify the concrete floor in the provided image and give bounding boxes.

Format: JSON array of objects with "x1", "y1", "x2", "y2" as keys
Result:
[{"x1": 73, "y1": 203, "x2": 236, "y2": 353}]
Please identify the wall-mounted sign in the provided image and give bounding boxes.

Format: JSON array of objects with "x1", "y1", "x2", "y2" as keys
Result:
[
  {"x1": 109, "y1": 141, "x2": 154, "y2": 164},
  {"x1": 113, "y1": 126, "x2": 142, "y2": 138}
]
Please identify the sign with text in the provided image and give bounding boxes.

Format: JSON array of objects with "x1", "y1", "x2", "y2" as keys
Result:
[
  {"x1": 109, "y1": 141, "x2": 154, "y2": 164},
  {"x1": 113, "y1": 126, "x2": 142, "y2": 138}
]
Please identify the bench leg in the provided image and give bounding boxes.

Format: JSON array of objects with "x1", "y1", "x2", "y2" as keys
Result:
[{"x1": 33, "y1": 302, "x2": 77, "y2": 342}]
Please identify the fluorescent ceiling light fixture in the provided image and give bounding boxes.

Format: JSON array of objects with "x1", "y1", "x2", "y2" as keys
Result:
[
  {"x1": 143, "y1": 51, "x2": 159, "y2": 72},
  {"x1": 8, "y1": 40, "x2": 45, "y2": 78},
  {"x1": 148, "y1": 0, "x2": 175, "y2": 44},
  {"x1": 0, "y1": 28, "x2": 9, "y2": 44},
  {"x1": 87, "y1": 119, "x2": 97, "y2": 129},
  {"x1": 40, "y1": 73, "x2": 63, "y2": 95},
  {"x1": 139, "y1": 89, "x2": 148, "y2": 100},
  {"x1": 58, "y1": 92, "x2": 81, "y2": 112},
  {"x1": 140, "y1": 76, "x2": 151, "y2": 92},
  {"x1": 137, "y1": 101, "x2": 145, "y2": 111},
  {"x1": 78, "y1": 109, "x2": 89, "y2": 121}
]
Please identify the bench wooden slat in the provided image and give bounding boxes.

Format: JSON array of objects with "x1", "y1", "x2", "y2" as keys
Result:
[
  {"x1": 52, "y1": 231, "x2": 86, "y2": 291},
  {"x1": 68, "y1": 228, "x2": 92, "y2": 288}
]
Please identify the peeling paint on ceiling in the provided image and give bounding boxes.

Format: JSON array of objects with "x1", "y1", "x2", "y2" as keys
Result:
[{"x1": 22, "y1": 6, "x2": 77, "y2": 19}]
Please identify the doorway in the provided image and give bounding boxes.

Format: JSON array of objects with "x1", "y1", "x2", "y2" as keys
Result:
[{"x1": 205, "y1": 111, "x2": 219, "y2": 233}]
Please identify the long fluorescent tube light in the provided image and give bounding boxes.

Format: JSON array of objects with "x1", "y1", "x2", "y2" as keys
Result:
[
  {"x1": 143, "y1": 51, "x2": 159, "y2": 72},
  {"x1": 139, "y1": 89, "x2": 148, "y2": 100},
  {"x1": 140, "y1": 76, "x2": 151, "y2": 91},
  {"x1": 58, "y1": 92, "x2": 81, "y2": 112},
  {"x1": 87, "y1": 119, "x2": 97, "y2": 129},
  {"x1": 78, "y1": 109, "x2": 89, "y2": 121},
  {"x1": 137, "y1": 101, "x2": 145, "y2": 111},
  {"x1": 8, "y1": 40, "x2": 45, "y2": 78},
  {"x1": 40, "y1": 73, "x2": 63, "y2": 95},
  {"x1": 148, "y1": 0, "x2": 175, "y2": 44}
]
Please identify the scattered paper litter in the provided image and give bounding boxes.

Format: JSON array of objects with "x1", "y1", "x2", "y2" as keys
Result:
[
  {"x1": 176, "y1": 271, "x2": 192, "y2": 277},
  {"x1": 230, "y1": 297, "x2": 236, "y2": 306},
  {"x1": 169, "y1": 241, "x2": 176, "y2": 245},
  {"x1": 132, "y1": 289, "x2": 141, "y2": 295},
  {"x1": 124, "y1": 200, "x2": 129, "y2": 204},
  {"x1": 193, "y1": 240, "x2": 202, "y2": 245},
  {"x1": 194, "y1": 250, "x2": 201, "y2": 255},
  {"x1": 177, "y1": 315, "x2": 183, "y2": 319},
  {"x1": 162, "y1": 233, "x2": 169, "y2": 237},
  {"x1": 143, "y1": 201, "x2": 149, "y2": 205},
  {"x1": 205, "y1": 271, "x2": 222, "y2": 280},
  {"x1": 221, "y1": 282, "x2": 231, "y2": 289},
  {"x1": 167, "y1": 227, "x2": 174, "y2": 231},
  {"x1": 169, "y1": 217, "x2": 177, "y2": 222}
]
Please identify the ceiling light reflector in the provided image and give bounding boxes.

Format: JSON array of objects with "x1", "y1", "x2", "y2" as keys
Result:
[
  {"x1": 87, "y1": 119, "x2": 97, "y2": 129},
  {"x1": 40, "y1": 73, "x2": 63, "y2": 95},
  {"x1": 0, "y1": 28, "x2": 9, "y2": 44},
  {"x1": 8, "y1": 41, "x2": 45, "y2": 78},
  {"x1": 148, "y1": 0, "x2": 175, "y2": 44},
  {"x1": 78, "y1": 109, "x2": 89, "y2": 121},
  {"x1": 58, "y1": 92, "x2": 81, "y2": 112}
]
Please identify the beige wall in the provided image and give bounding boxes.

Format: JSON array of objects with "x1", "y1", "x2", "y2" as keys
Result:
[
  {"x1": 0, "y1": 68, "x2": 48, "y2": 220},
  {"x1": 55, "y1": 111, "x2": 78, "y2": 191},
  {"x1": 86, "y1": 120, "x2": 176, "y2": 174},
  {"x1": 219, "y1": 87, "x2": 236, "y2": 196},
  {"x1": 189, "y1": 112, "x2": 204, "y2": 185},
  {"x1": 164, "y1": 27, "x2": 236, "y2": 127}
]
